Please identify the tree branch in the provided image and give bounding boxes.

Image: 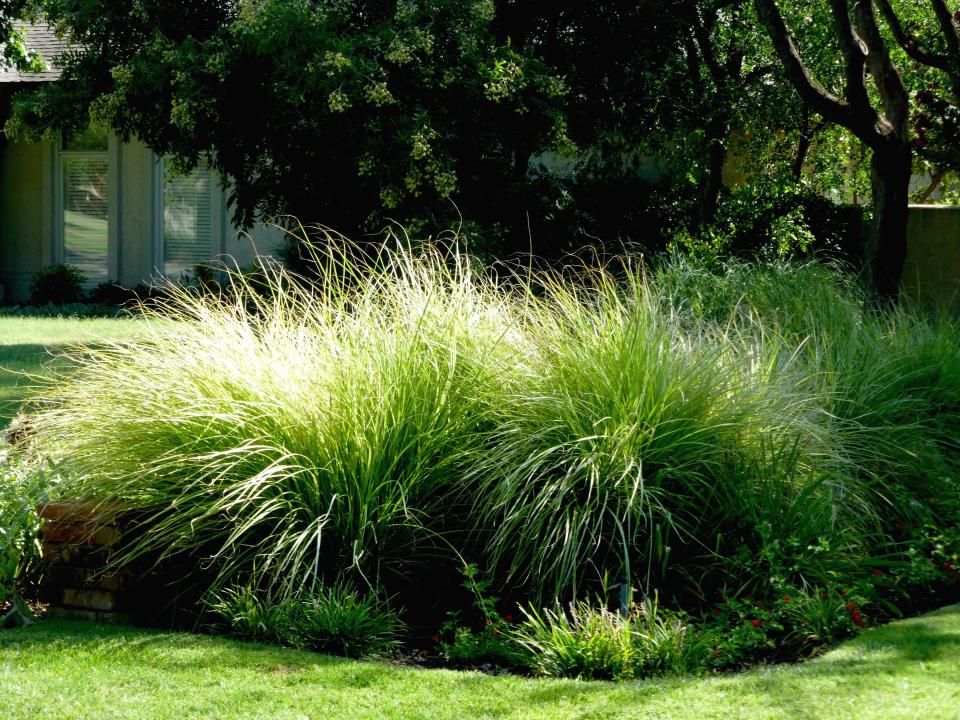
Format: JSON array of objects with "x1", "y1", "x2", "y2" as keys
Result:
[
  {"x1": 691, "y1": 9, "x2": 727, "y2": 90},
  {"x1": 853, "y1": 0, "x2": 908, "y2": 138},
  {"x1": 930, "y1": 0, "x2": 960, "y2": 63},
  {"x1": 828, "y1": 0, "x2": 874, "y2": 119},
  {"x1": 753, "y1": 0, "x2": 854, "y2": 127},
  {"x1": 917, "y1": 169, "x2": 945, "y2": 203},
  {"x1": 875, "y1": 0, "x2": 951, "y2": 69}
]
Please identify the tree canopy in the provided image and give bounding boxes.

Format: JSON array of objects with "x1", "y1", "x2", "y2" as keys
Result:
[{"x1": 4, "y1": 0, "x2": 958, "y2": 283}]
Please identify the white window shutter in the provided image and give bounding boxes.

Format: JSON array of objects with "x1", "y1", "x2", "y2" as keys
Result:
[{"x1": 163, "y1": 164, "x2": 215, "y2": 279}]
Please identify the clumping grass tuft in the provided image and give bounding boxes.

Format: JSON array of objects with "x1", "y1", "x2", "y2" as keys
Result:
[
  {"x1": 513, "y1": 594, "x2": 703, "y2": 680},
  {"x1": 27, "y1": 239, "x2": 523, "y2": 599},
  {"x1": 207, "y1": 581, "x2": 404, "y2": 658}
]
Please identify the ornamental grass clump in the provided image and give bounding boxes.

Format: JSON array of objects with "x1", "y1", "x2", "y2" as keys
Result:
[
  {"x1": 514, "y1": 594, "x2": 703, "y2": 680},
  {"x1": 26, "y1": 237, "x2": 524, "y2": 598},
  {"x1": 466, "y1": 259, "x2": 847, "y2": 601}
]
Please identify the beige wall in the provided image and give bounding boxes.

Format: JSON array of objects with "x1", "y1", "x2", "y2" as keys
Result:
[
  {"x1": 0, "y1": 139, "x2": 52, "y2": 301},
  {"x1": 903, "y1": 205, "x2": 960, "y2": 309},
  {"x1": 0, "y1": 136, "x2": 286, "y2": 302}
]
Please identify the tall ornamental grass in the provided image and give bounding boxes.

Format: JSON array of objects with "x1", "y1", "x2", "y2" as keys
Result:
[
  {"x1": 27, "y1": 243, "x2": 523, "y2": 597},
  {"x1": 468, "y1": 260, "x2": 862, "y2": 601},
  {"x1": 21, "y1": 241, "x2": 960, "y2": 611}
]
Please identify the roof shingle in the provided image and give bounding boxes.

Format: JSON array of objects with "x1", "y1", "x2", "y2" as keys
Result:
[{"x1": 0, "y1": 21, "x2": 68, "y2": 83}]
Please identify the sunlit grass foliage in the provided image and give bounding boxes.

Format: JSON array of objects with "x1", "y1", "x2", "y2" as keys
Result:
[{"x1": 22, "y1": 237, "x2": 960, "y2": 620}]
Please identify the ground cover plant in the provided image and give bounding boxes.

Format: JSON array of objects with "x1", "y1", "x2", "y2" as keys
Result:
[
  {"x1": 11, "y1": 240, "x2": 960, "y2": 676},
  {"x1": 1, "y1": 607, "x2": 959, "y2": 719}
]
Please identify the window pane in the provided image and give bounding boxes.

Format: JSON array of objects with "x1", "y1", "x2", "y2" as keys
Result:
[
  {"x1": 63, "y1": 156, "x2": 109, "y2": 286},
  {"x1": 164, "y1": 165, "x2": 213, "y2": 279}
]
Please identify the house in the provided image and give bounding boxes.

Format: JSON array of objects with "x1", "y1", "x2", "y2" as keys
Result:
[{"x1": 0, "y1": 23, "x2": 284, "y2": 303}]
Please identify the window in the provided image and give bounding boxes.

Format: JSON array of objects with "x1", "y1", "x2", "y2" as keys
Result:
[
  {"x1": 58, "y1": 126, "x2": 110, "y2": 286},
  {"x1": 158, "y1": 161, "x2": 222, "y2": 280}
]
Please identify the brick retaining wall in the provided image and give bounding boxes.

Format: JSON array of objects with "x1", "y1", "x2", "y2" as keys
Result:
[{"x1": 37, "y1": 501, "x2": 132, "y2": 622}]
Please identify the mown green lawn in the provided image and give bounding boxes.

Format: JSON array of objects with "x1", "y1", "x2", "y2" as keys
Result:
[
  {"x1": 0, "y1": 317, "x2": 153, "y2": 427},
  {"x1": 0, "y1": 606, "x2": 958, "y2": 720}
]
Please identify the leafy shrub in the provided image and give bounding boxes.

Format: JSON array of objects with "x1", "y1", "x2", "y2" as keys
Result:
[
  {"x1": 28, "y1": 265, "x2": 87, "y2": 306},
  {"x1": 0, "y1": 459, "x2": 55, "y2": 626},
  {"x1": 437, "y1": 564, "x2": 528, "y2": 667}
]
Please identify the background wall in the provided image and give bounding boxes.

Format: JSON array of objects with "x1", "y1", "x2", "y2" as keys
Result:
[{"x1": 903, "y1": 205, "x2": 960, "y2": 310}]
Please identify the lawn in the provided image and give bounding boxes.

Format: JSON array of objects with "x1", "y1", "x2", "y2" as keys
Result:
[
  {"x1": 0, "y1": 317, "x2": 153, "y2": 427},
  {"x1": 0, "y1": 606, "x2": 957, "y2": 720}
]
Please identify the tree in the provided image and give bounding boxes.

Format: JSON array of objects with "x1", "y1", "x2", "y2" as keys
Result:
[
  {"x1": 754, "y1": 0, "x2": 914, "y2": 300},
  {"x1": 7, "y1": 0, "x2": 571, "y2": 254}
]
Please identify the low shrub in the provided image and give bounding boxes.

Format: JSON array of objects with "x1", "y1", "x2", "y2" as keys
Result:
[
  {"x1": 28, "y1": 265, "x2": 87, "y2": 306},
  {"x1": 208, "y1": 582, "x2": 403, "y2": 659},
  {"x1": 0, "y1": 458, "x2": 56, "y2": 627},
  {"x1": 437, "y1": 564, "x2": 528, "y2": 668}
]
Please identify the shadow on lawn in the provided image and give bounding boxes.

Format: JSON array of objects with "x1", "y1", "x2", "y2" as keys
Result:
[{"x1": 0, "y1": 343, "x2": 85, "y2": 427}]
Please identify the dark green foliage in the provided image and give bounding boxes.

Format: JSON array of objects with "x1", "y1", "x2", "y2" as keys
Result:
[
  {"x1": 28, "y1": 264, "x2": 86, "y2": 306},
  {"x1": 0, "y1": 458, "x2": 55, "y2": 627},
  {"x1": 208, "y1": 582, "x2": 404, "y2": 659}
]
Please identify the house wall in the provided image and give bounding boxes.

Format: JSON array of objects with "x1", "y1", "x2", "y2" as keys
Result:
[
  {"x1": 903, "y1": 205, "x2": 960, "y2": 309},
  {"x1": 0, "y1": 136, "x2": 285, "y2": 303},
  {"x1": 0, "y1": 139, "x2": 52, "y2": 302}
]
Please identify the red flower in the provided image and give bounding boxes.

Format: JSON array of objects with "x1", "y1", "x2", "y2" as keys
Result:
[
  {"x1": 870, "y1": 570, "x2": 883, "y2": 577},
  {"x1": 782, "y1": 595, "x2": 793, "y2": 603},
  {"x1": 850, "y1": 608, "x2": 866, "y2": 628},
  {"x1": 713, "y1": 609, "x2": 722, "y2": 616},
  {"x1": 750, "y1": 619, "x2": 763, "y2": 629},
  {"x1": 431, "y1": 634, "x2": 440, "y2": 643},
  {"x1": 943, "y1": 562, "x2": 956, "y2": 572},
  {"x1": 503, "y1": 614, "x2": 514, "y2": 623},
  {"x1": 845, "y1": 601, "x2": 858, "y2": 611}
]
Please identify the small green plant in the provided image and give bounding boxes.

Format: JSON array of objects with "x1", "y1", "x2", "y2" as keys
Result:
[
  {"x1": 205, "y1": 585, "x2": 290, "y2": 645},
  {"x1": 208, "y1": 581, "x2": 404, "y2": 659},
  {"x1": 283, "y1": 582, "x2": 404, "y2": 658},
  {"x1": 437, "y1": 564, "x2": 527, "y2": 667},
  {"x1": 28, "y1": 264, "x2": 87, "y2": 306},
  {"x1": 780, "y1": 587, "x2": 869, "y2": 649},
  {"x1": 0, "y1": 460, "x2": 55, "y2": 627},
  {"x1": 514, "y1": 595, "x2": 701, "y2": 680}
]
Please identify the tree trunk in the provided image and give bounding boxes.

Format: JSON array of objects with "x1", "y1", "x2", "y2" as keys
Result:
[
  {"x1": 866, "y1": 142, "x2": 912, "y2": 302},
  {"x1": 699, "y1": 123, "x2": 727, "y2": 227}
]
